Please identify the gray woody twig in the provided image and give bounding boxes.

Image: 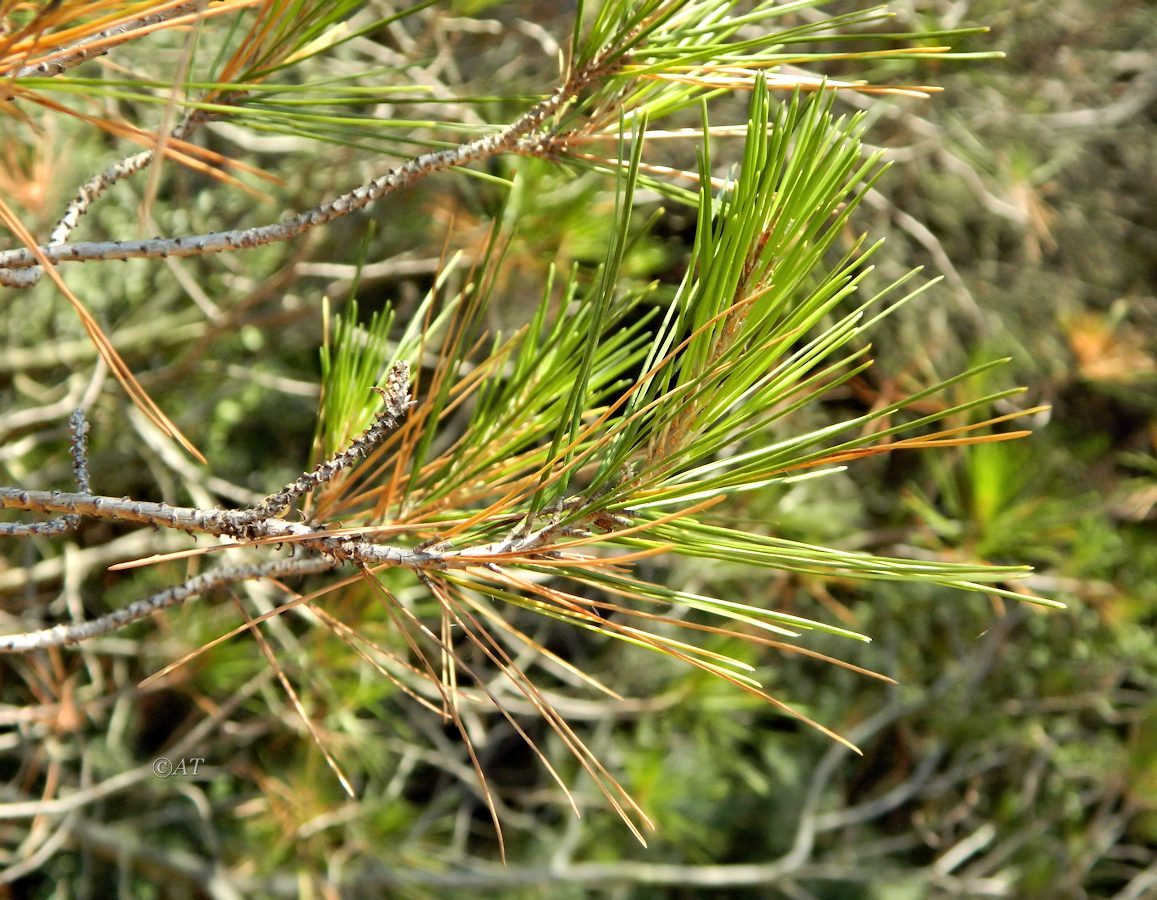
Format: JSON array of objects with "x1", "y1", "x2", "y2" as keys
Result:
[
  {"x1": 0, "y1": 557, "x2": 337, "y2": 652},
  {"x1": 0, "y1": 367, "x2": 413, "y2": 650},
  {"x1": 0, "y1": 367, "x2": 583, "y2": 652},
  {"x1": 12, "y1": 2, "x2": 202, "y2": 80},
  {"x1": 254, "y1": 361, "x2": 413, "y2": 518},
  {"x1": 0, "y1": 409, "x2": 89, "y2": 537},
  {"x1": 0, "y1": 55, "x2": 607, "y2": 285}
]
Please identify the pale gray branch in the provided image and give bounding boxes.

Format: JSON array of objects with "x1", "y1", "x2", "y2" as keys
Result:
[
  {"x1": 255, "y1": 361, "x2": 412, "y2": 518},
  {"x1": 12, "y1": 2, "x2": 202, "y2": 80},
  {"x1": 0, "y1": 557, "x2": 337, "y2": 652},
  {"x1": 0, "y1": 410, "x2": 89, "y2": 537},
  {"x1": 0, "y1": 69, "x2": 588, "y2": 285}
]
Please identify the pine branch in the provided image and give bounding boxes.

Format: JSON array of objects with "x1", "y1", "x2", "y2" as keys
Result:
[
  {"x1": 0, "y1": 45, "x2": 613, "y2": 285},
  {"x1": 255, "y1": 360, "x2": 412, "y2": 518},
  {"x1": 0, "y1": 486, "x2": 624, "y2": 572},
  {"x1": 0, "y1": 409, "x2": 89, "y2": 537},
  {"x1": 10, "y1": 2, "x2": 205, "y2": 80},
  {"x1": 0, "y1": 101, "x2": 248, "y2": 291},
  {"x1": 0, "y1": 2, "x2": 1058, "y2": 853},
  {"x1": 3, "y1": 0, "x2": 373, "y2": 287},
  {"x1": 0, "y1": 556, "x2": 336, "y2": 652}
]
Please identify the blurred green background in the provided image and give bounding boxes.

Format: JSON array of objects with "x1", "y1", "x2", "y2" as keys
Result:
[{"x1": 1, "y1": 1, "x2": 1154, "y2": 896}]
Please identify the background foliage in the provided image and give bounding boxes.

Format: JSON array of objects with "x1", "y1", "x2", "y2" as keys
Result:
[{"x1": 1, "y1": 1, "x2": 1154, "y2": 896}]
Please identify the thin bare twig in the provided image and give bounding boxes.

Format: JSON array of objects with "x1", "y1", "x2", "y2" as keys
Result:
[
  {"x1": 0, "y1": 667, "x2": 275, "y2": 819},
  {"x1": 0, "y1": 557, "x2": 337, "y2": 653},
  {"x1": 0, "y1": 48, "x2": 614, "y2": 285},
  {"x1": 255, "y1": 361, "x2": 413, "y2": 519},
  {"x1": 0, "y1": 100, "x2": 247, "y2": 289},
  {"x1": 10, "y1": 2, "x2": 204, "y2": 80},
  {"x1": 0, "y1": 485, "x2": 595, "y2": 570},
  {"x1": 0, "y1": 409, "x2": 89, "y2": 537}
]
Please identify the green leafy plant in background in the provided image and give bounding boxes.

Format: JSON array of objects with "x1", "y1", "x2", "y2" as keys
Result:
[{"x1": 0, "y1": 0, "x2": 1071, "y2": 890}]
